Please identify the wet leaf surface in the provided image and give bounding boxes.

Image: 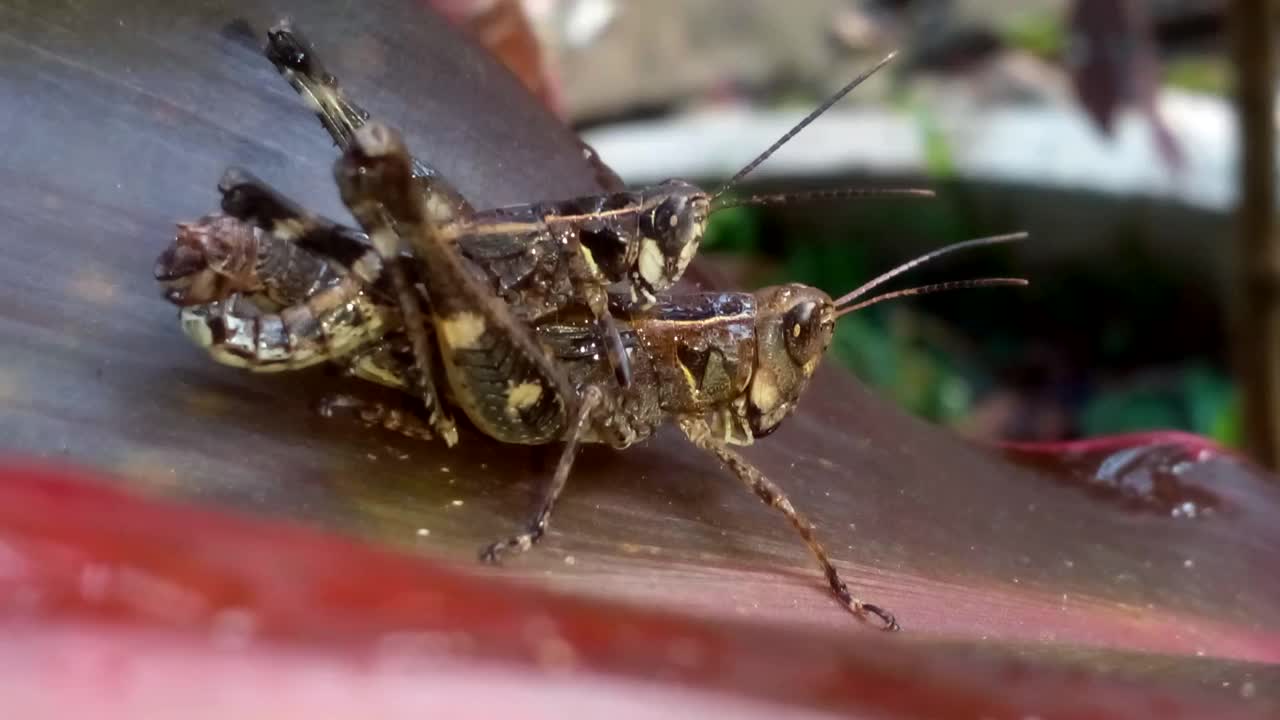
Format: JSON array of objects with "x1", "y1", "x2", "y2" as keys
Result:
[
  {"x1": 2, "y1": 459, "x2": 1272, "y2": 719},
  {"x1": 0, "y1": 0, "x2": 1276, "y2": 715}
]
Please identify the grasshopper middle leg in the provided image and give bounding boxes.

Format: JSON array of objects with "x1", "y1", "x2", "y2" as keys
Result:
[
  {"x1": 481, "y1": 384, "x2": 604, "y2": 563},
  {"x1": 679, "y1": 417, "x2": 900, "y2": 631}
]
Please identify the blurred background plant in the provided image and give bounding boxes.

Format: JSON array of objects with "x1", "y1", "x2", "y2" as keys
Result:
[{"x1": 442, "y1": 0, "x2": 1264, "y2": 459}]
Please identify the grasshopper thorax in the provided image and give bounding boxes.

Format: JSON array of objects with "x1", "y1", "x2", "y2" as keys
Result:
[
  {"x1": 746, "y1": 284, "x2": 836, "y2": 437},
  {"x1": 632, "y1": 179, "x2": 710, "y2": 300}
]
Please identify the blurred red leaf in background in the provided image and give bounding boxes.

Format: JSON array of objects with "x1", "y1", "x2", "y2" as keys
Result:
[{"x1": 424, "y1": 0, "x2": 565, "y2": 114}]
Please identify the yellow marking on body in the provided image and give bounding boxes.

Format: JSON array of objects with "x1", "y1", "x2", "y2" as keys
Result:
[
  {"x1": 506, "y1": 381, "x2": 543, "y2": 412},
  {"x1": 792, "y1": 323, "x2": 802, "y2": 338},
  {"x1": 272, "y1": 217, "x2": 306, "y2": 241},
  {"x1": 351, "y1": 254, "x2": 382, "y2": 284},
  {"x1": 749, "y1": 368, "x2": 780, "y2": 413},
  {"x1": 370, "y1": 228, "x2": 400, "y2": 257},
  {"x1": 351, "y1": 360, "x2": 409, "y2": 390},
  {"x1": 439, "y1": 311, "x2": 487, "y2": 349},
  {"x1": 425, "y1": 194, "x2": 457, "y2": 224},
  {"x1": 638, "y1": 238, "x2": 664, "y2": 286},
  {"x1": 579, "y1": 244, "x2": 600, "y2": 276},
  {"x1": 677, "y1": 360, "x2": 699, "y2": 393},
  {"x1": 676, "y1": 230, "x2": 701, "y2": 271}
]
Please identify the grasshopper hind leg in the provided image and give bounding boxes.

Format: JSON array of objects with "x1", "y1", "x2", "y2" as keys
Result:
[
  {"x1": 264, "y1": 21, "x2": 474, "y2": 223},
  {"x1": 264, "y1": 21, "x2": 369, "y2": 152},
  {"x1": 678, "y1": 417, "x2": 900, "y2": 631},
  {"x1": 480, "y1": 385, "x2": 604, "y2": 563}
]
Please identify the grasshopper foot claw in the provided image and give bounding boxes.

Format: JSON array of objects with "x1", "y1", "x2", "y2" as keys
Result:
[
  {"x1": 478, "y1": 531, "x2": 538, "y2": 565},
  {"x1": 862, "y1": 603, "x2": 900, "y2": 632}
]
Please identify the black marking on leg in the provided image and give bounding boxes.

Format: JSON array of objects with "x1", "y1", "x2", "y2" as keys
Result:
[{"x1": 264, "y1": 21, "x2": 317, "y2": 76}]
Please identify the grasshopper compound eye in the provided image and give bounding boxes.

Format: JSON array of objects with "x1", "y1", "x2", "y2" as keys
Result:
[{"x1": 783, "y1": 299, "x2": 836, "y2": 369}]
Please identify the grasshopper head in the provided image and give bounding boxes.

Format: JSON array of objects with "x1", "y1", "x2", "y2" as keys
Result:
[
  {"x1": 633, "y1": 179, "x2": 710, "y2": 298},
  {"x1": 746, "y1": 284, "x2": 837, "y2": 437},
  {"x1": 740, "y1": 232, "x2": 1032, "y2": 438},
  {"x1": 154, "y1": 213, "x2": 260, "y2": 306}
]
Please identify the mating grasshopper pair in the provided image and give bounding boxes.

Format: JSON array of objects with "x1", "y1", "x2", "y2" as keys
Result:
[{"x1": 155, "y1": 22, "x2": 1028, "y2": 631}]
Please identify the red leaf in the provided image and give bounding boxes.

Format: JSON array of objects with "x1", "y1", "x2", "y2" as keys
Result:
[{"x1": 422, "y1": 0, "x2": 565, "y2": 115}]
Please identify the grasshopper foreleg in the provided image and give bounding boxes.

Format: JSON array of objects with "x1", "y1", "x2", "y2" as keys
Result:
[
  {"x1": 678, "y1": 417, "x2": 900, "y2": 631},
  {"x1": 480, "y1": 384, "x2": 604, "y2": 563}
]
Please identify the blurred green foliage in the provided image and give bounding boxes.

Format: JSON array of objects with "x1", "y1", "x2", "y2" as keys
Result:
[
  {"x1": 1000, "y1": 12, "x2": 1067, "y2": 59},
  {"x1": 1080, "y1": 365, "x2": 1242, "y2": 446},
  {"x1": 1163, "y1": 57, "x2": 1232, "y2": 96},
  {"x1": 702, "y1": 191, "x2": 1242, "y2": 446}
]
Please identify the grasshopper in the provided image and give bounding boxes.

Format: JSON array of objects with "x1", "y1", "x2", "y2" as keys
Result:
[
  {"x1": 250, "y1": 21, "x2": 933, "y2": 438},
  {"x1": 158, "y1": 121, "x2": 1027, "y2": 630}
]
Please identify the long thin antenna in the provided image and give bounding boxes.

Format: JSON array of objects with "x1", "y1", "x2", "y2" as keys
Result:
[
  {"x1": 712, "y1": 186, "x2": 933, "y2": 211},
  {"x1": 832, "y1": 232, "x2": 1028, "y2": 308},
  {"x1": 709, "y1": 51, "x2": 898, "y2": 202},
  {"x1": 835, "y1": 278, "x2": 1029, "y2": 318}
]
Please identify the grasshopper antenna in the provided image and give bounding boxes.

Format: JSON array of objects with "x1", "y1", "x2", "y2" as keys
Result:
[
  {"x1": 709, "y1": 50, "x2": 898, "y2": 204},
  {"x1": 836, "y1": 278, "x2": 1029, "y2": 318},
  {"x1": 713, "y1": 186, "x2": 934, "y2": 211},
  {"x1": 832, "y1": 231, "x2": 1028, "y2": 310}
]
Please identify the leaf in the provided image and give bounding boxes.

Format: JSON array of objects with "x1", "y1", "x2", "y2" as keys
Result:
[{"x1": 0, "y1": 0, "x2": 1276, "y2": 716}]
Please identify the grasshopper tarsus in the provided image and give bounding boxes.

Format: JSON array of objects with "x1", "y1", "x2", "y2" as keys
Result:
[{"x1": 862, "y1": 603, "x2": 901, "y2": 632}]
